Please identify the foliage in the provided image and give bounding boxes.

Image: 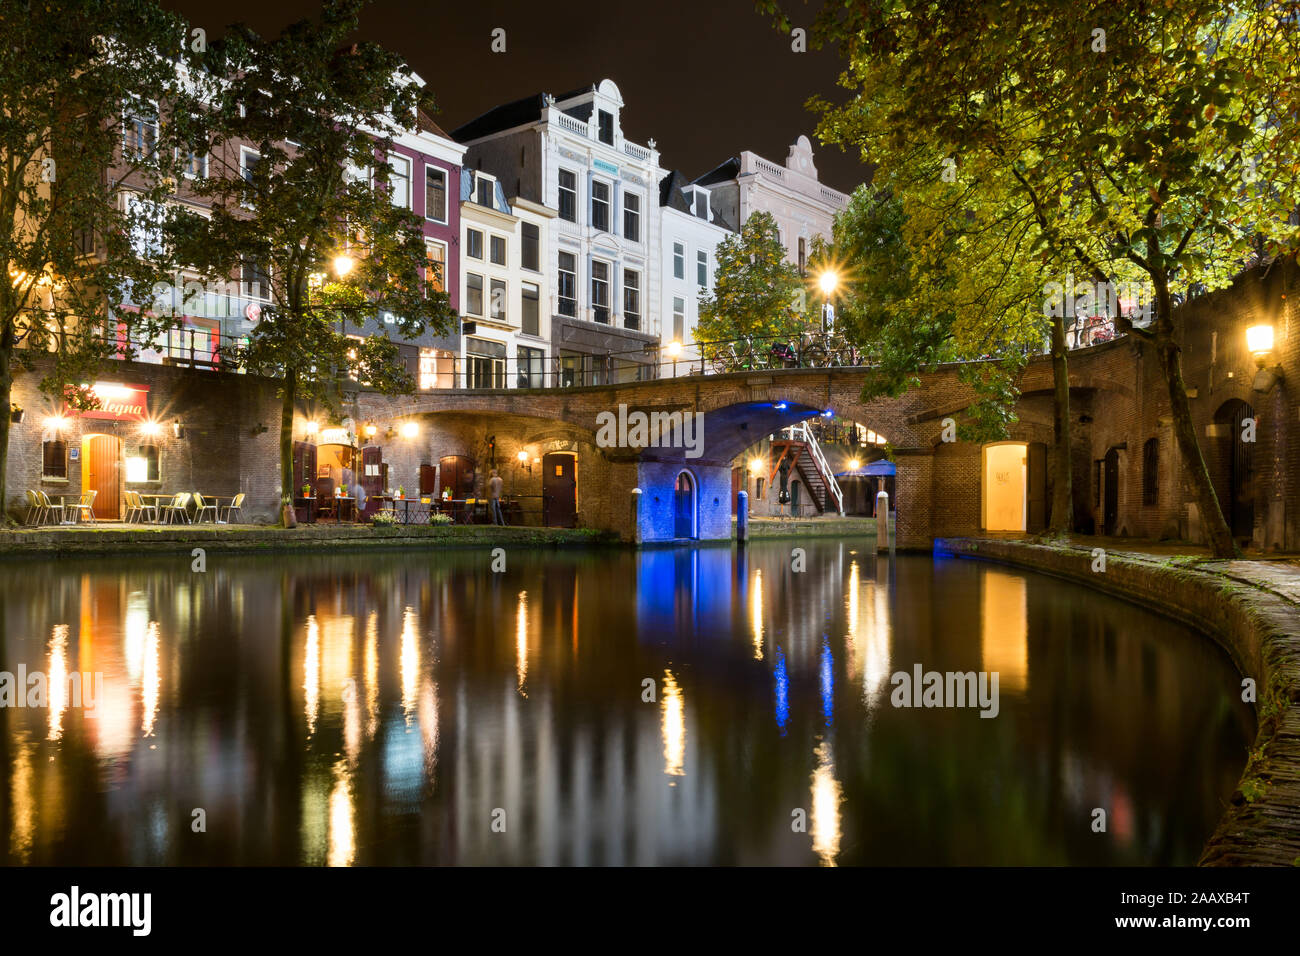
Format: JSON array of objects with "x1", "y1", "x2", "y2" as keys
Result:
[{"x1": 696, "y1": 211, "x2": 805, "y2": 359}]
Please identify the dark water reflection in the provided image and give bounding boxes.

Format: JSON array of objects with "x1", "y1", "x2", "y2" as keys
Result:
[{"x1": 0, "y1": 541, "x2": 1251, "y2": 866}]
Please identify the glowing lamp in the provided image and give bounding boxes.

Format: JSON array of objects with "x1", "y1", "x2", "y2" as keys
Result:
[
  {"x1": 818, "y1": 271, "x2": 838, "y2": 296},
  {"x1": 400, "y1": 421, "x2": 418, "y2": 439},
  {"x1": 304, "y1": 420, "x2": 319, "y2": 435},
  {"x1": 849, "y1": 458, "x2": 860, "y2": 471},
  {"x1": 1246, "y1": 323, "x2": 1274, "y2": 361},
  {"x1": 516, "y1": 450, "x2": 529, "y2": 463},
  {"x1": 44, "y1": 415, "x2": 66, "y2": 430},
  {"x1": 332, "y1": 254, "x2": 355, "y2": 278},
  {"x1": 748, "y1": 458, "x2": 765, "y2": 474},
  {"x1": 667, "y1": 341, "x2": 682, "y2": 358},
  {"x1": 140, "y1": 421, "x2": 161, "y2": 437},
  {"x1": 364, "y1": 424, "x2": 377, "y2": 437}
]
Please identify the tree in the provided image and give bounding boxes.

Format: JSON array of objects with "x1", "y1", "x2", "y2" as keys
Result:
[
  {"x1": 696, "y1": 211, "x2": 805, "y2": 366},
  {"x1": 784, "y1": 0, "x2": 1300, "y2": 556},
  {"x1": 175, "y1": 0, "x2": 457, "y2": 525},
  {"x1": 0, "y1": 0, "x2": 200, "y2": 519}
]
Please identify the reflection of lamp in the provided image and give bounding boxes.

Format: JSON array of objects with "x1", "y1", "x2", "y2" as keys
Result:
[{"x1": 1247, "y1": 322, "x2": 1286, "y2": 393}]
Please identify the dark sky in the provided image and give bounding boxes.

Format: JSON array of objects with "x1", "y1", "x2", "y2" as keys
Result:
[{"x1": 159, "y1": 0, "x2": 867, "y2": 193}]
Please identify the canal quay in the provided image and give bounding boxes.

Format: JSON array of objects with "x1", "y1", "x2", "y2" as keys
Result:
[{"x1": 6, "y1": 5, "x2": 1300, "y2": 935}]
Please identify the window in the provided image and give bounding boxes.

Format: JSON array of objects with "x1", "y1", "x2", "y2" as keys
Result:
[
  {"x1": 798, "y1": 237, "x2": 806, "y2": 275},
  {"x1": 623, "y1": 192, "x2": 640, "y2": 242},
  {"x1": 597, "y1": 109, "x2": 614, "y2": 145},
  {"x1": 517, "y1": 345, "x2": 544, "y2": 388},
  {"x1": 466, "y1": 272, "x2": 484, "y2": 315},
  {"x1": 673, "y1": 242, "x2": 685, "y2": 280},
  {"x1": 126, "y1": 445, "x2": 160, "y2": 483},
  {"x1": 521, "y1": 222, "x2": 540, "y2": 271},
  {"x1": 124, "y1": 192, "x2": 165, "y2": 258},
  {"x1": 387, "y1": 154, "x2": 411, "y2": 208},
  {"x1": 124, "y1": 101, "x2": 158, "y2": 161},
  {"x1": 241, "y1": 258, "x2": 270, "y2": 299},
  {"x1": 557, "y1": 252, "x2": 577, "y2": 316},
  {"x1": 240, "y1": 147, "x2": 259, "y2": 183},
  {"x1": 490, "y1": 234, "x2": 506, "y2": 266},
  {"x1": 673, "y1": 296, "x2": 685, "y2": 341},
  {"x1": 425, "y1": 166, "x2": 448, "y2": 222},
  {"x1": 466, "y1": 337, "x2": 506, "y2": 389},
  {"x1": 694, "y1": 191, "x2": 709, "y2": 220},
  {"x1": 591, "y1": 260, "x2": 610, "y2": 323},
  {"x1": 179, "y1": 144, "x2": 207, "y2": 179},
  {"x1": 425, "y1": 240, "x2": 447, "y2": 293},
  {"x1": 490, "y1": 278, "x2": 507, "y2": 322},
  {"x1": 466, "y1": 228, "x2": 483, "y2": 260},
  {"x1": 697, "y1": 250, "x2": 708, "y2": 288},
  {"x1": 558, "y1": 169, "x2": 577, "y2": 222},
  {"x1": 1142, "y1": 438, "x2": 1159, "y2": 506},
  {"x1": 522, "y1": 283, "x2": 540, "y2": 336},
  {"x1": 591, "y1": 181, "x2": 610, "y2": 232},
  {"x1": 42, "y1": 439, "x2": 67, "y2": 479},
  {"x1": 475, "y1": 172, "x2": 495, "y2": 208},
  {"x1": 419, "y1": 347, "x2": 455, "y2": 390},
  {"x1": 560, "y1": 351, "x2": 584, "y2": 387},
  {"x1": 623, "y1": 269, "x2": 640, "y2": 331}
]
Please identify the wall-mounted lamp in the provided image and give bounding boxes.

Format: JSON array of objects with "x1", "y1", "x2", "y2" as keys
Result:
[
  {"x1": 249, "y1": 422, "x2": 268, "y2": 436},
  {"x1": 44, "y1": 414, "x2": 66, "y2": 431},
  {"x1": 1247, "y1": 322, "x2": 1285, "y2": 393},
  {"x1": 401, "y1": 421, "x2": 419, "y2": 439},
  {"x1": 748, "y1": 457, "x2": 765, "y2": 475},
  {"x1": 848, "y1": 458, "x2": 861, "y2": 471},
  {"x1": 140, "y1": 420, "x2": 162, "y2": 437},
  {"x1": 304, "y1": 420, "x2": 319, "y2": 436},
  {"x1": 516, "y1": 449, "x2": 531, "y2": 474}
]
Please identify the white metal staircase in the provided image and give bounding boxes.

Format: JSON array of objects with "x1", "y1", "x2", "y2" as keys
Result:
[{"x1": 774, "y1": 422, "x2": 844, "y2": 515}]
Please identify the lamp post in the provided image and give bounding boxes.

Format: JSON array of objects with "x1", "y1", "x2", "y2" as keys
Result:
[
  {"x1": 818, "y1": 270, "x2": 838, "y2": 333},
  {"x1": 667, "y1": 340, "x2": 682, "y2": 378}
]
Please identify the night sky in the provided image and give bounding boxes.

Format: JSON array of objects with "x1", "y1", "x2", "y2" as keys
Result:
[{"x1": 158, "y1": 0, "x2": 867, "y2": 193}]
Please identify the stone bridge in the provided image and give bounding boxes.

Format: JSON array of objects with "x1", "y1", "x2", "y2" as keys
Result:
[{"x1": 357, "y1": 342, "x2": 1132, "y2": 546}]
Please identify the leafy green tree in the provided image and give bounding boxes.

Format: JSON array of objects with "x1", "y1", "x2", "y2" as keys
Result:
[
  {"x1": 780, "y1": 0, "x2": 1300, "y2": 555},
  {"x1": 696, "y1": 211, "x2": 805, "y2": 366},
  {"x1": 0, "y1": 0, "x2": 200, "y2": 519},
  {"x1": 175, "y1": 0, "x2": 457, "y2": 525}
]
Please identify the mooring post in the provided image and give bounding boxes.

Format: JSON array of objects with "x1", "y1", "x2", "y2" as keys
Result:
[
  {"x1": 876, "y1": 490, "x2": 890, "y2": 554},
  {"x1": 631, "y1": 487, "x2": 642, "y2": 546},
  {"x1": 736, "y1": 490, "x2": 749, "y2": 545}
]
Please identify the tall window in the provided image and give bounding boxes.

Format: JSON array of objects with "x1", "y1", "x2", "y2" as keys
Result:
[
  {"x1": 387, "y1": 154, "x2": 411, "y2": 208},
  {"x1": 673, "y1": 242, "x2": 685, "y2": 280},
  {"x1": 179, "y1": 137, "x2": 207, "y2": 179},
  {"x1": 557, "y1": 252, "x2": 577, "y2": 316},
  {"x1": 124, "y1": 101, "x2": 158, "y2": 161},
  {"x1": 591, "y1": 260, "x2": 610, "y2": 323},
  {"x1": 623, "y1": 193, "x2": 640, "y2": 242},
  {"x1": 521, "y1": 283, "x2": 540, "y2": 336},
  {"x1": 694, "y1": 191, "x2": 709, "y2": 220},
  {"x1": 490, "y1": 278, "x2": 507, "y2": 322},
  {"x1": 1142, "y1": 438, "x2": 1159, "y2": 506},
  {"x1": 517, "y1": 345, "x2": 545, "y2": 388},
  {"x1": 623, "y1": 269, "x2": 641, "y2": 331},
  {"x1": 597, "y1": 109, "x2": 614, "y2": 145},
  {"x1": 425, "y1": 166, "x2": 447, "y2": 222},
  {"x1": 126, "y1": 445, "x2": 160, "y2": 483},
  {"x1": 240, "y1": 147, "x2": 259, "y2": 182},
  {"x1": 673, "y1": 296, "x2": 685, "y2": 341},
  {"x1": 591, "y1": 181, "x2": 610, "y2": 232},
  {"x1": 466, "y1": 338, "x2": 506, "y2": 389},
  {"x1": 558, "y1": 169, "x2": 577, "y2": 222},
  {"x1": 425, "y1": 240, "x2": 447, "y2": 293},
  {"x1": 466, "y1": 228, "x2": 483, "y2": 260},
  {"x1": 697, "y1": 250, "x2": 708, "y2": 288},
  {"x1": 798, "y1": 237, "x2": 806, "y2": 275},
  {"x1": 521, "y1": 222, "x2": 540, "y2": 271},
  {"x1": 242, "y1": 258, "x2": 270, "y2": 299},
  {"x1": 490, "y1": 234, "x2": 506, "y2": 266},
  {"x1": 475, "y1": 173, "x2": 496, "y2": 207},
  {"x1": 466, "y1": 272, "x2": 484, "y2": 315},
  {"x1": 42, "y1": 439, "x2": 67, "y2": 479}
]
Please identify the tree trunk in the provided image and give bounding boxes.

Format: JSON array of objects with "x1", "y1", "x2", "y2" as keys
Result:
[
  {"x1": 1155, "y1": 327, "x2": 1236, "y2": 557},
  {"x1": 1048, "y1": 311, "x2": 1074, "y2": 534},
  {"x1": 279, "y1": 368, "x2": 297, "y2": 528},
  {"x1": 0, "y1": 345, "x2": 13, "y2": 526}
]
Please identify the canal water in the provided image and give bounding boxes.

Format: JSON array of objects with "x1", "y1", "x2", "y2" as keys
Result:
[{"x1": 0, "y1": 541, "x2": 1251, "y2": 866}]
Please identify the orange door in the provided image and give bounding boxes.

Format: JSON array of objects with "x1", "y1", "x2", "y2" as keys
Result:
[{"x1": 82, "y1": 434, "x2": 122, "y2": 519}]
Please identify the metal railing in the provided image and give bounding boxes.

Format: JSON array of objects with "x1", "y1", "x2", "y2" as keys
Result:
[{"x1": 782, "y1": 421, "x2": 844, "y2": 515}]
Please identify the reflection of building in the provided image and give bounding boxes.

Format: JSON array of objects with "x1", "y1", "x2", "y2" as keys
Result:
[{"x1": 453, "y1": 80, "x2": 664, "y2": 385}]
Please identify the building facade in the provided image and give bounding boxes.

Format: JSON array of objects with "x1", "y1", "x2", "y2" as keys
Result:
[
  {"x1": 452, "y1": 79, "x2": 664, "y2": 386},
  {"x1": 657, "y1": 171, "x2": 734, "y2": 375},
  {"x1": 694, "y1": 136, "x2": 848, "y2": 277}
]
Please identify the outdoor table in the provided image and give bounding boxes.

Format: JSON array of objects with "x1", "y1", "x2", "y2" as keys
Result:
[
  {"x1": 203, "y1": 495, "x2": 234, "y2": 523},
  {"x1": 332, "y1": 495, "x2": 355, "y2": 523},
  {"x1": 50, "y1": 493, "x2": 83, "y2": 525},
  {"x1": 389, "y1": 498, "x2": 429, "y2": 525},
  {"x1": 139, "y1": 493, "x2": 174, "y2": 524}
]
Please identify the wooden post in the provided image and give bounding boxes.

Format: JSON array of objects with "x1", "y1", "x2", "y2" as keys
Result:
[{"x1": 736, "y1": 490, "x2": 749, "y2": 545}]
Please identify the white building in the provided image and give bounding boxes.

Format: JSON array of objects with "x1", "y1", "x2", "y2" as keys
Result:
[
  {"x1": 658, "y1": 171, "x2": 735, "y2": 376},
  {"x1": 694, "y1": 135, "x2": 849, "y2": 277},
  {"x1": 452, "y1": 79, "x2": 665, "y2": 385},
  {"x1": 457, "y1": 168, "x2": 555, "y2": 388}
]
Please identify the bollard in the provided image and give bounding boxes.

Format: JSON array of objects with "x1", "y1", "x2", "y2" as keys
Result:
[
  {"x1": 736, "y1": 490, "x2": 749, "y2": 545},
  {"x1": 876, "y1": 490, "x2": 890, "y2": 554},
  {"x1": 631, "y1": 487, "x2": 642, "y2": 546}
]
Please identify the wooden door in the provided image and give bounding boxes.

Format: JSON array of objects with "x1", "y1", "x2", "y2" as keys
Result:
[
  {"x1": 1027, "y1": 441, "x2": 1047, "y2": 532},
  {"x1": 542, "y1": 453, "x2": 576, "y2": 528},
  {"x1": 1103, "y1": 448, "x2": 1119, "y2": 536},
  {"x1": 674, "y1": 471, "x2": 695, "y2": 538},
  {"x1": 1228, "y1": 401, "x2": 1256, "y2": 540},
  {"x1": 82, "y1": 434, "x2": 121, "y2": 519},
  {"x1": 438, "y1": 455, "x2": 474, "y2": 498}
]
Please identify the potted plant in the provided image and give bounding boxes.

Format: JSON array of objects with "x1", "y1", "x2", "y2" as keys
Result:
[
  {"x1": 301, "y1": 483, "x2": 311, "y2": 498},
  {"x1": 397, "y1": 485, "x2": 405, "y2": 500}
]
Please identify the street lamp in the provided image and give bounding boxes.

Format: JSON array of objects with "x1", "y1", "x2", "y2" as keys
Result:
[
  {"x1": 1247, "y1": 321, "x2": 1285, "y2": 393},
  {"x1": 400, "y1": 421, "x2": 419, "y2": 439},
  {"x1": 818, "y1": 270, "x2": 838, "y2": 333},
  {"x1": 667, "y1": 339, "x2": 682, "y2": 377},
  {"x1": 332, "y1": 254, "x2": 355, "y2": 279}
]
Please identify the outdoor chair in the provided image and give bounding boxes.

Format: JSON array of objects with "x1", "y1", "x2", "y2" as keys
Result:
[
  {"x1": 123, "y1": 490, "x2": 139, "y2": 524},
  {"x1": 37, "y1": 490, "x2": 66, "y2": 525},
  {"x1": 72, "y1": 490, "x2": 97, "y2": 524},
  {"x1": 192, "y1": 492, "x2": 218, "y2": 523},
  {"x1": 219, "y1": 492, "x2": 245, "y2": 524},
  {"x1": 24, "y1": 490, "x2": 44, "y2": 525},
  {"x1": 160, "y1": 492, "x2": 191, "y2": 524},
  {"x1": 137, "y1": 491, "x2": 159, "y2": 523}
]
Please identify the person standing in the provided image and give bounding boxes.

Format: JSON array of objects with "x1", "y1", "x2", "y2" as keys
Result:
[{"x1": 488, "y1": 469, "x2": 506, "y2": 525}]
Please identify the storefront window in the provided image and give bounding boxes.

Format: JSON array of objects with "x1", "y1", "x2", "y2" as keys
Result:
[
  {"x1": 42, "y1": 439, "x2": 67, "y2": 479},
  {"x1": 125, "y1": 444, "x2": 160, "y2": 482}
]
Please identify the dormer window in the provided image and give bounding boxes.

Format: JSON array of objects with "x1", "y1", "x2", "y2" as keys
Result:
[
  {"x1": 597, "y1": 110, "x2": 614, "y2": 145},
  {"x1": 475, "y1": 172, "x2": 496, "y2": 208},
  {"x1": 694, "y1": 191, "x2": 709, "y2": 220}
]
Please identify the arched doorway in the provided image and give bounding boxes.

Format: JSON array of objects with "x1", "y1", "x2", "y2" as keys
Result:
[
  {"x1": 981, "y1": 442, "x2": 1027, "y2": 532},
  {"x1": 1215, "y1": 399, "x2": 1256, "y2": 541},
  {"x1": 674, "y1": 470, "x2": 696, "y2": 539}
]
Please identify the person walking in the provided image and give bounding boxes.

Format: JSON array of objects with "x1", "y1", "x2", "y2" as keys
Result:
[{"x1": 488, "y1": 469, "x2": 506, "y2": 525}]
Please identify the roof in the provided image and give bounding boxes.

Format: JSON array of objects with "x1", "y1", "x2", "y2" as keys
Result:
[
  {"x1": 693, "y1": 157, "x2": 741, "y2": 188},
  {"x1": 415, "y1": 108, "x2": 450, "y2": 139},
  {"x1": 659, "y1": 170, "x2": 736, "y2": 231},
  {"x1": 451, "y1": 83, "x2": 601, "y2": 143}
]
